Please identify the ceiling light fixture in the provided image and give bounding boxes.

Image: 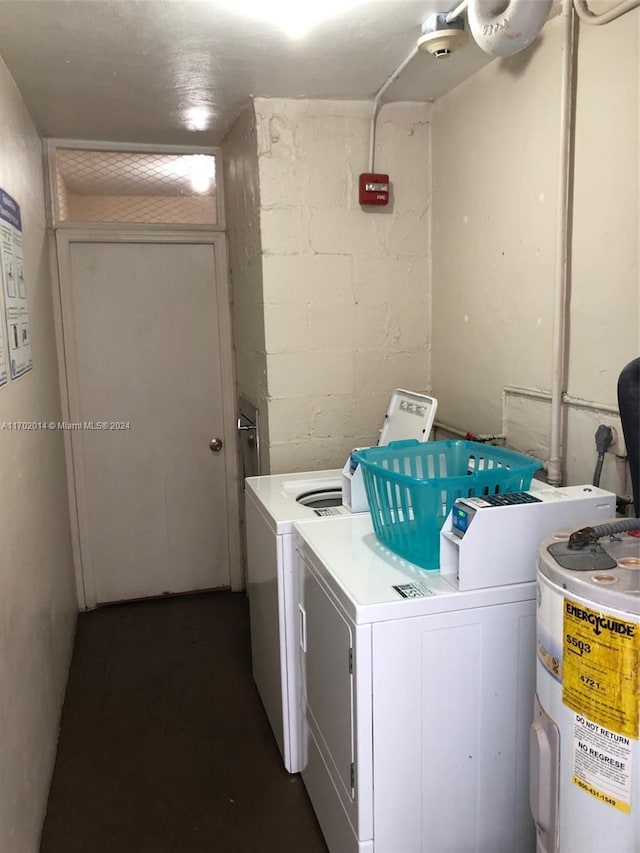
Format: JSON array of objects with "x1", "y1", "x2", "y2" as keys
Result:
[
  {"x1": 184, "y1": 106, "x2": 212, "y2": 132},
  {"x1": 216, "y1": 0, "x2": 367, "y2": 38}
]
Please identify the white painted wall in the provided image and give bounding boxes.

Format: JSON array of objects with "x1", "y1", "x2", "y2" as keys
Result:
[
  {"x1": 431, "y1": 10, "x2": 639, "y2": 492},
  {"x1": 0, "y1": 57, "x2": 76, "y2": 852},
  {"x1": 254, "y1": 98, "x2": 432, "y2": 473}
]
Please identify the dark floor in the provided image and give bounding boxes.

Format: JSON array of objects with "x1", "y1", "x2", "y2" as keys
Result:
[{"x1": 40, "y1": 592, "x2": 328, "y2": 853}]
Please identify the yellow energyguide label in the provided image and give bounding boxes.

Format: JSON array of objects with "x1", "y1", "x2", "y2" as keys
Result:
[{"x1": 562, "y1": 597, "x2": 639, "y2": 739}]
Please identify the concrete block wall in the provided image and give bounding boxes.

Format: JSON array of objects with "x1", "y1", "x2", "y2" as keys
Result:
[{"x1": 254, "y1": 99, "x2": 432, "y2": 473}]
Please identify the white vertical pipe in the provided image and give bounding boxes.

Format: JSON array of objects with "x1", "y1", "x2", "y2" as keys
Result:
[{"x1": 546, "y1": 0, "x2": 576, "y2": 487}]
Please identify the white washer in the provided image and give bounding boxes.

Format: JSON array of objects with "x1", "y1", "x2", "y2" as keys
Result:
[
  {"x1": 245, "y1": 390, "x2": 437, "y2": 773},
  {"x1": 245, "y1": 469, "x2": 344, "y2": 773}
]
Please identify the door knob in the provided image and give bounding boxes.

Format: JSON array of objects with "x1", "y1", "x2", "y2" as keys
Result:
[{"x1": 209, "y1": 437, "x2": 223, "y2": 453}]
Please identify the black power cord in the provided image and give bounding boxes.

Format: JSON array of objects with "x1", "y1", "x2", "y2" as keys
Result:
[
  {"x1": 592, "y1": 424, "x2": 613, "y2": 488},
  {"x1": 568, "y1": 517, "x2": 640, "y2": 550}
]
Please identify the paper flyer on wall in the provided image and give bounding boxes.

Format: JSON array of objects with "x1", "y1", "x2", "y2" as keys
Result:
[
  {"x1": 0, "y1": 291, "x2": 7, "y2": 386},
  {"x1": 0, "y1": 189, "x2": 32, "y2": 380}
]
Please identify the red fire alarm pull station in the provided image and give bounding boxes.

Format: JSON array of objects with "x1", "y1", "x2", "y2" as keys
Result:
[{"x1": 359, "y1": 173, "x2": 389, "y2": 206}]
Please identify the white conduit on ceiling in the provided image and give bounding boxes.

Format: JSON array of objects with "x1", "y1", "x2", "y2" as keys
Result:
[
  {"x1": 445, "y1": 0, "x2": 469, "y2": 24},
  {"x1": 368, "y1": 46, "x2": 418, "y2": 173},
  {"x1": 368, "y1": 0, "x2": 558, "y2": 168},
  {"x1": 574, "y1": 0, "x2": 640, "y2": 24},
  {"x1": 447, "y1": 0, "x2": 640, "y2": 29}
]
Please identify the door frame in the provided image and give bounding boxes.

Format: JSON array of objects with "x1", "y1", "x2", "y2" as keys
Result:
[{"x1": 51, "y1": 228, "x2": 242, "y2": 609}]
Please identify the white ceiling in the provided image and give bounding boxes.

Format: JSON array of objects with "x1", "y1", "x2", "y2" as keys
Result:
[{"x1": 0, "y1": 0, "x2": 492, "y2": 146}]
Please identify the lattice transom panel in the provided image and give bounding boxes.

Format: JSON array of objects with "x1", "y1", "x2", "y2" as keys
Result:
[{"x1": 54, "y1": 148, "x2": 218, "y2": 225}]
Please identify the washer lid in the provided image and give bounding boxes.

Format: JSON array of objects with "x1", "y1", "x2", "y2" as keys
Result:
[
  {"x1": 245, "y1": 469, "x2": 344, "y2": 533},
  {"x1": 378, "y1": 388, "x2": 438, "y2": 445}
]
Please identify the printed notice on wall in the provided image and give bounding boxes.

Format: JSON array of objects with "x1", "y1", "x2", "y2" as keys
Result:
[
  {"x1": 0, "y1": 293, "x2": 7, "y2": 387},
  {"x1": 562, "y1": 597, "x2": 639, "y2": 739},
  {"x1": 573, "y1": 713, "x2": 633, "y2": 813},
  {"x1": 0, "y1": 190, "x2": 32, "y2": 380}
]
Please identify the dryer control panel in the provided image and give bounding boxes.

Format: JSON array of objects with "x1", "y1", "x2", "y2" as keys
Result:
[
  {"x1": 452, "y1": 491, "x2": 542, "y2": 538},
  {"x1": 440, "y1": 485, "x2": 616, "y2": 590}
]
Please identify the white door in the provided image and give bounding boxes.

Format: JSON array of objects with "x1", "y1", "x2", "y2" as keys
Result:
[{"x1": 56, "y1": 233, "x2": 240, "y2": 606}]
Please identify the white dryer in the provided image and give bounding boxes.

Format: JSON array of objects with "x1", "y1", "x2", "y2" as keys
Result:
[
  {"x1": 294, "y1": 488, "x2": 617, "y2": 853},
  {"x1": 245, "y1": 389, "x2": 437, "y2": 773},
  {"x1": 295, "y1": 513, "x2": 538, "y2": 853}
]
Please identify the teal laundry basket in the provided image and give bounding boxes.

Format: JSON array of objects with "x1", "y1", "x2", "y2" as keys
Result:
[{"x1": 352, "y1": 439, "x2": 542, "y2": 570}]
